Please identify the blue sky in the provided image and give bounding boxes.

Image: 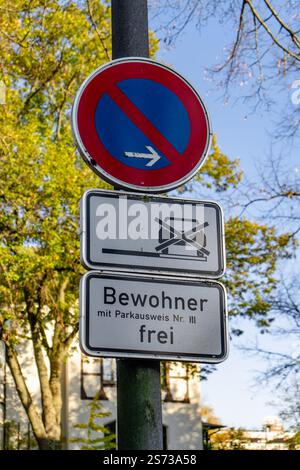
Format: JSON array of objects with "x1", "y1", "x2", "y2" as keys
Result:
[{"x1": 151, "y1": 13, "x2": 298, "y2": 429}]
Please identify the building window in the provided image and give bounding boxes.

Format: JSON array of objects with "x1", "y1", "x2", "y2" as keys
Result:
[
  {"x1": 162, "y1": 362, "x2": 190, "y2": 403},
  {"x1": 80, "y1": 356, "x2": 116, "y2": 400}
]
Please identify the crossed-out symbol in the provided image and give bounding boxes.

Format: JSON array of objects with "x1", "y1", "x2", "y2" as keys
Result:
[{"x1": 155, "y1": 218, "x2": 210, "y2": 256}]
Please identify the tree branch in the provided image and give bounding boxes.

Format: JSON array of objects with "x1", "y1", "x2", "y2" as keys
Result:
[
  {"x1": 263, "y1": 0, "x2": 300, "y2": 49},
  {"x1": 49, "y1": 351, "x2": 64, "y2": 428},
  {"x1": 245, "y1": 0, "x2": 300, "y2": 61},
  {"x1": 215, "y1": 0, "x2": 246, "y2": 73},
  {"x1": 6, "y1": 344, "x2": 47, "y2": 442},
  {"x1": 64, "y1": 323, "x2": 79, "y2": 349},
  {"x1": 86, "y1": 0, "x2": 110, "y2": 61},
  {"x1": 27, "y1": 307, "x2": 58, "y2": 439},
  {"x1": 19, "y1": 50, "x2": 65, "y2": 117}
]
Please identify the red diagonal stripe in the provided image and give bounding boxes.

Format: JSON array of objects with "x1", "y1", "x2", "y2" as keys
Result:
[{"x1": 107, "y1": 85, "x2": 182, "y2": 163}]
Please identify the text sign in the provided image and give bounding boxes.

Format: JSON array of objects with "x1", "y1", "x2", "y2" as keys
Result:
[
  {"x1": 81, "y1": 189, "x2": 226, "y2": 279},
  {"x1": 72, "y1": 57, "x2": 211, "y2": 192},
  {"x1": 80, "y1": 273, "x2": 228, "y2": 363}
]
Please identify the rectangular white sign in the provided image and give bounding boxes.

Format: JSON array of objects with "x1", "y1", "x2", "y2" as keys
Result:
[
  {"x1": 80, "y1": 272, "x2": 228, "y2": 363},
  {"x1": 80, "y1": 189, "x2": 226, "y2": 278}
]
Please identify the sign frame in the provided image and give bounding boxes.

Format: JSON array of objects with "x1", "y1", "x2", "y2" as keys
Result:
[
  {"x1": 80, "y1": 271, "x2": 228, "y2": 363},
  {"x1": 72, "y1": 57, "x2": 212, "y2": 193},
  {"x1": 80, "y1": 189, "x2": 226, "y2": 279}
]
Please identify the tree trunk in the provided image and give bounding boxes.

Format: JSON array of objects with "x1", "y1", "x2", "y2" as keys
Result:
[
  {"x1": 49, "y1": 365, "x2": 62, "y2": 429},
  {"x1": 6, "y1": 345, "x2": 48, "y2": 444},
  {"x1": 30, "y1": 319, "x2": 58, "y2": 437},
  {"x1": 7, "y1": 342, "x2": 63, "y2": 449},
  {"x1": 38, "y1": 438, "x2": 62, "y2": 450}
]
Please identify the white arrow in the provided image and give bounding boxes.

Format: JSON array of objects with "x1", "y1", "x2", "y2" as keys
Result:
[{"x1": 124, "y1": 146, "x2": 161, "y2": 167}]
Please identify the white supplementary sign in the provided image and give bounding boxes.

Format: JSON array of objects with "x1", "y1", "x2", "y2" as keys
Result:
[
  {"x1": 80, "y1": 189, "x2": 226, "y2": 278},
  {"x1": 80, "y1": 272, "x2": 228, "y2": 363}
]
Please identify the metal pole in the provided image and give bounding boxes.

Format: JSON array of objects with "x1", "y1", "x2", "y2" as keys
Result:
[
  {"x1": 117, "y1": 360, "x2": 163, "y2": 450},
  {"x1": 111, "y1": 0, "x2": 163, "y2": 450},
  {"x1": 112, "y1": 0, "x2": 149, "y2": 59}
]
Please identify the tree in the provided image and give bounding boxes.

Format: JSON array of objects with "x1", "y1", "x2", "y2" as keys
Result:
[
  {"x1": 239, "y1": 156, "x2": 300, "y2": 381},
  {"x1": 151, "y1": 0, "x2": 300, "y2": 138},
  {"x1": 265, "y1": 378, "x2": 300, "y2": 449},
  {"x1": 0, "y1": 0, "x2": 114, "y2": 450},
  {"x1": 241, "y1": 155, "x2": 300, "y2": 238},
  {"x1": 153, "y1": 0, "x2": 300, "y2": 315},
  {"x1": 71, "y1": 392, "x2": 116, "y2": 450},
  {"x1": 210, "y1": 428, "x2": 246, "y2": 450},
  {"x1": 278, "y1": 378, "x2": 300, "y2": 430},
  {"x1": 242, "y1": 275, "x2": 300, "y2": 382},
  {"x1": 0, "y1": 0, "x2": 293, "y2": 450},
  {"x1": 185, "y1": 136, "x2": 294, "y2": 330},
  {"x1": 200, "y1": 402, "x2": 248, "y2": 450},
  {"x1": 200, "y1": 403, "x2": 220, "y2": 426},
  {"x1": 152, "y1": 0, "x2": 300, "y2": 401}
]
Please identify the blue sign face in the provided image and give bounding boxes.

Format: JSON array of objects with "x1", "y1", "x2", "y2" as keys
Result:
[{"x1": 94, "y1": 78, "x2": 191, "y2": 170}]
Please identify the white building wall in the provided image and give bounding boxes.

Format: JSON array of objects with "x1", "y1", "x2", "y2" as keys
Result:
[
  {"x1": 2, "y1": 341, "x2": 203, "y2": 450},
  {"x1": 163, "y1": 403, "x2": 203, "y2": 450}
]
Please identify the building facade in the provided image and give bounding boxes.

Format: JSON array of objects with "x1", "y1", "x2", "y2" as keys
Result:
[{"x1": 0, "y1": 341, "x2": 203, "y2": 450}]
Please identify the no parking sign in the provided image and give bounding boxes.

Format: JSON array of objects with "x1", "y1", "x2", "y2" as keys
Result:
[{"x1": 72, "y1": 57, "x2": 211, "y2": 192}]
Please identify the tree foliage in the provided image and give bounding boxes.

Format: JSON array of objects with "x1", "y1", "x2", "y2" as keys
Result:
[
  {"x1": 278, "y1": 379, "x2": 300, "y2": 431},
  {"x1": 71, "y1": 392, "x2": 116, "y2": 450},
  {"x1": 210, "y1": 428, "x2": 246, "y2": 450},
  {"x1": 188, "y1": 135, "x2": 243, "y2": 193},
  {"x1": 0, "y1": 0, "x2": 294, "y2": 450},
  {"x1": 0, "y1": 0, "x2": 113, "y2": 449}
]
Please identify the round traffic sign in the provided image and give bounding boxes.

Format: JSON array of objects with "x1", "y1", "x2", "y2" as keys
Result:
[{"x1": 72, "y1": 58, "x2": 212, "y2": 193}]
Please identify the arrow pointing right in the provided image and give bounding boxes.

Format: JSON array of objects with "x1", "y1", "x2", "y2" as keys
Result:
[{"x1": 124, "y1": 146, "x2": 161, "y2": 167}]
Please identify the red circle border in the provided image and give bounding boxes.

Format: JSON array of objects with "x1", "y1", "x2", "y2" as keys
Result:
[{"x1": 73, "y1": 59, "x2": 211, "y2": 190}]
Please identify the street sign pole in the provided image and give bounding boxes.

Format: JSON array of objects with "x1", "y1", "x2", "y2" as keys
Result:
[{"x1": 111, "y1": 0, "x2": 163, "y2": 450}]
